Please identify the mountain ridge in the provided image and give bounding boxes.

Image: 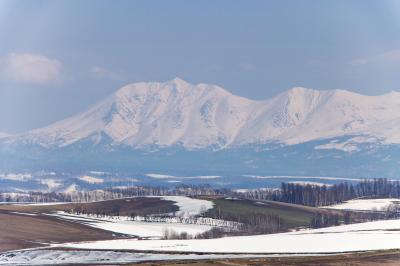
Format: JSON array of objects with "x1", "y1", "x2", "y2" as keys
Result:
[{"x1": 4, "y1": 78, "x2": 400, "y2": 151}]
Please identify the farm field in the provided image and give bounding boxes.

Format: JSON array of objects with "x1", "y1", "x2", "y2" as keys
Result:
[
  {"x1": 0, "y1": 197, "x2": 179, "y2": 252},
  {"x1": 0, "y1": 210, "x2": 120, "y2": 252},
  {"x1": 203, "y1": 197, "x2": 340, "y2": 228},
  {"x1": 1, "y1": 196, "x2": 399, "y2": 265}
]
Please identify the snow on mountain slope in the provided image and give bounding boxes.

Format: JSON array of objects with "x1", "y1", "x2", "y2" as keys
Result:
[
  {"x1": 8, "y1": 78, "x2": 400, "y2": 150},
  {"x1": 249, "y1": 88, "x2": 400, "y2": 146}
]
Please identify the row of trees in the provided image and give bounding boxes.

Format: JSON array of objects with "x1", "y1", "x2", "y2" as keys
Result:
[
  {"x1": 2, "y1": 179, "x2": 399, "y2": 207},
  {"x1": 205, "y1": 207, "x2": 285, "y2": 235},
  {"x1": 0, "y1": 184, "x2": 226, "y2": 203},
  {"x1": 67, "y1": 184, "x2": 229, "y2": 202},
  {"x1": 0, "y1": 191, "x2": 70, "y2": 203},
  {"x1": 237, "y1": 179, "x2": 400, "y2": 207}
]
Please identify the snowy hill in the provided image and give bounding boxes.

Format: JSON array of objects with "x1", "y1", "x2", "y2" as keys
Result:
[{"x1": 8, "y1": 78, "x2": 400, "y2": 151}]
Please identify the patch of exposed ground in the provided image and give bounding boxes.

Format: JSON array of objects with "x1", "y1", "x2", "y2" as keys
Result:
[
  {"x1": 0, "y1": 197, "x2": 177, "y2": 216},
  {"x1": 0, "y1": 210, "x2": 122, "y2": 252}
]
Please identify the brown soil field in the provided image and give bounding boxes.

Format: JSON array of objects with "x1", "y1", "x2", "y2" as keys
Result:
[
  {"x1": 0, "y1": 197, "x2": 179, "y2": 252},
  {"x1": 0, "y1": 210, "x2": 124, "y2": 252},
  {"x1": 0, "y1": 197, "x2": 177, "y2": 216}
]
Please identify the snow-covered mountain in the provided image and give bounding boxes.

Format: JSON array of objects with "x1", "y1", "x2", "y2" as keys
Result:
[
  {"x1": 8, "y1": 78, "x2": 400, "y2": 151},
  {"x1": 1, "y1": 78, "x2": 400, "y2": 178}
]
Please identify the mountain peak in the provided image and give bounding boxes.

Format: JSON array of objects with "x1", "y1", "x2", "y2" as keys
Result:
[
  {"x1": 169, "y1": 77, "x2": 190, "y2": 86},
  {"x1": 115, "y1": 78, "x2": 231, "y2": 101},
  {"x1": 282, "y1": 87, "x2": 368, "y2": 102},
  {"x1": 10, "y1": 79, "x2": 400, "y2": 149},
  {"x1": 283, "y1": 87, "x2": 323, "y2": 97},
  {"x1": 287, "y1": 86, "x2": 315, "y2": 93},
  {"x1": 278, "y1": 87, "x2": 325, "y2": 104}
]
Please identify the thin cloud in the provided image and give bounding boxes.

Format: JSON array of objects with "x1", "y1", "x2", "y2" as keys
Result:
[
  {"x1": 2, "y1": 53, "x2": 63, "y2": 85},
  {"x1": 350, "y1": 49, "x2": 400, "y2": 66},
  {"x1": 90, "y1": 65, "x2": 120, "y2": 80}
]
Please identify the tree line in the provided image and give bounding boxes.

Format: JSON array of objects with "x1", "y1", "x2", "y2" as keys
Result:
[
  {"x1": 1, "y1": 179, "x2": 399, "y2": 208},
  {"x1": 236, "y1": 179, "x2": 400, "y2": 207}
]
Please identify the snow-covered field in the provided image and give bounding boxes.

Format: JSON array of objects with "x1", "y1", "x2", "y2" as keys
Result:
[
  {"x1": 160, "y1": 196, "x2": 214, "y2": 217},
  {"x1": 42, "y1": 196, "x2": 216, "y2": 238},
  {"x1": 0, "y1": 250, "x2": 266, "y2": 265},
  {"x1": 1, "y1": 196, "x2": 400, "y2": 264},
  {"x1": 4, "y1": 196, "x2": 214, "y2": 216},
  {"x1": 324, "y1": 198, "x2": 400, "y2": 211},
  {"x1": 61, "y1": 219, "x2": 400, "y2": 253},
  {"x1": 49, "y1": 212, "x2": 213, "y2": 238}
]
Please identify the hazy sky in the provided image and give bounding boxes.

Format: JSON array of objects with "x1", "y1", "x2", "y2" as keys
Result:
[{"x1": 1, "y1": 0, "x2": 400, "y2": 133}]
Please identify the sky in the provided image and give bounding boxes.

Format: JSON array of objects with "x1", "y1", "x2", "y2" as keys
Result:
[{"x1": 1, "y1": 0, "x2": 400, "y2": 133}]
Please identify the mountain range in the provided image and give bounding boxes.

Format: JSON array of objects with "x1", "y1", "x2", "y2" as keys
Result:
[{"x1": 1, "y1": 78, "x2": 399, "y2": 178}]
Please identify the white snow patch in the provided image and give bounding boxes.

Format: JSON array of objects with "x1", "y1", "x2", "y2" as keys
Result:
[
  {"x1": 196, "y1": 176, "x2": 220, "y2": 179},
  {"x1": 233, "y1": 189, "x2": 250, "y2": 193},
  {"x1": 40, "y1": 179, "x2": 63, "y2": 190},
  {"x1": 78, "y1": 175, "x2": 104, "y2": 184},
  {"x1": 324, "y1": 198, "x2": 400, "y2": 211},
  {"x1": 146, "y1": 173, "x2": 174, "y2": 179},
  {"x1": 14, "y1": 202, "x2": 69, "y2": 206},
  {"x1": 61, "y1": 219, "x2": 400, "y2": 253},
  {"x1": 87, "y1": 220, "x2": 211, "y2": 238},
  {"x1": 146, "y1": 173, "x2": 220, "y2": 180},
  {"x1": 9, "y1": 212, "x2": 38, "y2": 216},
  {"x1": 62, "y1": 183, "x2": 79, "y2": 194},
  {"x1": 0, "y1": 250, "x2": 266, "y2": 265},
  {"x1": 160, "y1": 196, "x2": 214, "y2": 218},
  {"x1": 49, "y1": 212, "x2": 213, "y2": 238}
]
